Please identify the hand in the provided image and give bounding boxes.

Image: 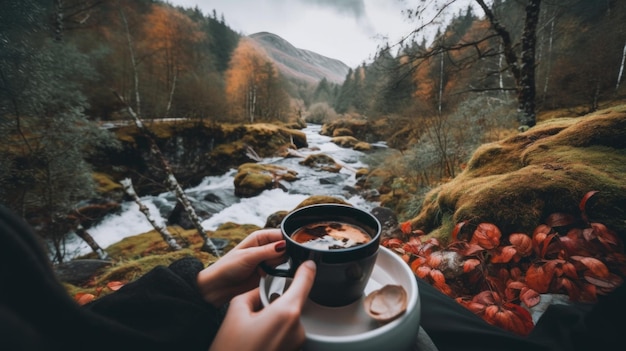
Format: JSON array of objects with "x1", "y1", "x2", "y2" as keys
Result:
[
  {"x1": 197, "y1": 228, "x2": 288, "y2": 306},
  {"x1": 209, "y1": 261, "x2": 316, "y2": 351}
]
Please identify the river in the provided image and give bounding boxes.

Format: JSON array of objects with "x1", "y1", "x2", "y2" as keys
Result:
[{"x1": 64, "y1": 124, "x2": 385, "y2": 259}]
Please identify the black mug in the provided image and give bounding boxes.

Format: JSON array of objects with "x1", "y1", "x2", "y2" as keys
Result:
[{"x1": 261, "y1": 204, "x2": 381, "y2": 307}]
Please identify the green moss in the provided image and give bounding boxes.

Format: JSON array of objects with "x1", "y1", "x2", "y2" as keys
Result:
[
  {"x1": 408, "y1": 109, "x2": 626, "y2": 240},
  {"x1": 93, "y1": 172, "x2": 122, "y2": 194}
]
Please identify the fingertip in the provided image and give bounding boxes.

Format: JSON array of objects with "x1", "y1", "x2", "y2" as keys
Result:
[{"x1": 301, "y1": 260, "x2": 316, "y2": 272}]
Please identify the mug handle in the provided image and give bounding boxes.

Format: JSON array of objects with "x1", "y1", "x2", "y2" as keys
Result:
[{"x1": 259, "y1": 260, "x2": 294, "y2": 278}]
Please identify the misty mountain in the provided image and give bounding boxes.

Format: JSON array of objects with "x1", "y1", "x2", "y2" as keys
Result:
[{"x1": 248, "y1": 32, "x2": 350, "y2": 85}]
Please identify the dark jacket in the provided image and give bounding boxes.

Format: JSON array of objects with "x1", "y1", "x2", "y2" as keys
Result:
[{"x1": 0, "y1": 205, "x2": 220, "y2": 351}]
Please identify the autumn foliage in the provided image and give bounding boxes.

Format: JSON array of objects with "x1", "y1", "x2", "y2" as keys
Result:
[
  {"x1": 74, "y1": 280, "x2": 125, "y2": 306},
  {"x1": 383, "y1": 191, "x2": 626, "y2": 335}
]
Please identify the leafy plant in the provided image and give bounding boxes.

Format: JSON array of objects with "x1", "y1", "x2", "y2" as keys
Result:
[{"x1": 383, "y1": 191, "x2": 626, "y2": 335}]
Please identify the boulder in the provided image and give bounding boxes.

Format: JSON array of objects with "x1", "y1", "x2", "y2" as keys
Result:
[
  {"x1": 407, "y1": 106, "x2": 626, "y2": 240},
  {"x1": 234, "y1": 163, "x2": 298, "y2": 198}
]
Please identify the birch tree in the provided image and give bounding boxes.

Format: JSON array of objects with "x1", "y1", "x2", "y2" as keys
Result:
[
  {"x1": 616, "y1": 40, "x2": 626, "y2": 92},
  {"x1": 117, "y1": 8, "x2": 221, "y2": 257}
]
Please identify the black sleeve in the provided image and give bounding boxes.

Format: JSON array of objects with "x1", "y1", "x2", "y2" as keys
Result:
[
  {"x1": 0, "y1": 205, "x2": 221, "y2": 351},
  {"x1": 417, "y1": 271, "x2": 626, "y2": 351},
  {"x1": 82, "y1": 257, "x2": 222, "y2": 350}
]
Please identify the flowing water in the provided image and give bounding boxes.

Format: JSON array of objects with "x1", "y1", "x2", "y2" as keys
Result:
[{"x1": 64, "y1": 124, "x2": 385, "y2": 259}]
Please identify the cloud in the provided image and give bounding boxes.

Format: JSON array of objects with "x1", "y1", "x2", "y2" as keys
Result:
[
  {"x1": 302, "y1": 0, "x2": 366, "y2": 19},
  {"x1": 301, "y1": 0, "x2": 375, "y2": 36}
]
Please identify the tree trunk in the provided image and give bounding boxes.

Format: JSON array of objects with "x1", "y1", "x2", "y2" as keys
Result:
[
  {"x1": 115, "y1": 94, "x2": 221, "y2": 257},
  {"x1": 542, "y1": 11, "x2": 556, "y2": 101},
  {"x1": 119, "y1": 8, "x2": 141, "y2": 116},
  {"x1": 616, "y1": 40, "x2": 626, "y2": 91},
  {"x1": 517, "y1": 0, "x2": 540, "y2": 128},
  {"x1": 54, "y1": 0, "x2": 64, "y2": 42},
  {"x1": 75, "y1": 224, "x2": 110, "y2": 260},
  {"x1": 121, "y1": 178, "x2": 182, "y2": 251},
  {"x1": 476, "y1": 0, "x2": 541, "y2": 129},
  {"x1": 115, "y1": 12, "x2": 221, "y2": 257},
  {"x1": 165, "y1": 69, "x2": 178, "y2": 118}
]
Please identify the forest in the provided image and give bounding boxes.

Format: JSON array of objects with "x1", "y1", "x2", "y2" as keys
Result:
[{"x1": 1, "y1": 0, "x2": 626, "y2": 251}]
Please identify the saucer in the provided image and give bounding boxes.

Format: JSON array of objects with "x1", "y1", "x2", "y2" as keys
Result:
[{"x1": 259, "y1": 246, "x2": 421, "y2": 351}]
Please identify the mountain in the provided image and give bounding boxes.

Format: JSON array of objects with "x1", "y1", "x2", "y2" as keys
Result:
[{"x1": 248, "y1": 32, "x2": 350, "y2": 85}]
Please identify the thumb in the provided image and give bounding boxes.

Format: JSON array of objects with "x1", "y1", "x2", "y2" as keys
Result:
[
  {"x1": 229, "y1": 287, "x2": 263, "y2": 313},
  {"x1": 280, "y1": 260, "x2": 316, "y2": 308}
]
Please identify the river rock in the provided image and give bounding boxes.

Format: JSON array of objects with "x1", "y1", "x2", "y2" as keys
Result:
[
  {"x1": 370, "y1": 206, "x2": 403, "y2": 240},
  {"x1": 299, "y1": 154, "x2": 342, "y2": 173},
  {"x1": 234, "y1": 163, "x2": 298, "y2": 198},
  {"x1": 54, "y1": 259, "x2": 113, "y2": 285}
]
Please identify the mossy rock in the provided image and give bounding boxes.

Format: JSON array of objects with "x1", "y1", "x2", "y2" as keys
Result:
[
  {"x1": 408, "y1": 106, "x2": 626, "y2": 241},
  {"x1": 234, "y1": 163, "x2": 298, "y2": 197},
  {"x1": 332, "y1": 127, "x2": 354, "y2": 137},
  {"x1": 354, "y1": 142, "x2": 372, "y2": 151},
  {"x1": 331, "y1": 136, "x2": 359, "y2": 148},
  {"x1": 293, "y1": 195, "x2": 351, "y2": 209},
  {"x1": 299, "y1": 153, "x2": 342, "y2": 173}
]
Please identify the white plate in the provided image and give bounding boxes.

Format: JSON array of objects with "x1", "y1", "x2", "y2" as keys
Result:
[{"x1": 260, "y1": 246, "x2": 421, "y2": 351}]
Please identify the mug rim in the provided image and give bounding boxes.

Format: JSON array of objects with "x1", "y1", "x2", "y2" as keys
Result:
[{"x1": 280, "y1": 203, "x2": 381, "y2": 253}]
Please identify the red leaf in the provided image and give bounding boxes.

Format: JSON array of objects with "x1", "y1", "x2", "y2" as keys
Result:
[
  {"x1": 452, "y1": 221, "x2": 467, "y2": 241},
  {"x1": 463, "y1": 258, "x2": 481, "y2": 273},
  {"x1": 490, "y1": 245, "x2": 517, "y2": 264},
  {"x1": 520, "y1": 288, "x2": 541, "y2": 308},
  {"x1": 503, "y1": 302, "x2": 535, "y2": 335},
  {"x1": 509, "y1": 233, "x2": 533, "y2": 256},
  {"x1": 579, "y1": 190, "x2": 599, "y2": 223},
  {"x1": 107, "y1": 281, "x2": 125, "y2": 291},
  {"x1": 525, "y1": 264, "x2": 552, "y2": 293},
  {"x1": 75, "y1": 293, "x2": 95, "y2": 306},
  {"x1": 400, "y1": 221, "x2": 412, "y2": 235},
  {"x1": 583, "y1": 273, "x2": 621, "y2": 290},
  {"x1": 470, "y1": 223, "x2": 501, "y2": 249},
  {"x1": 545, "y1": 212, "x2": 576, "y2": 228},
  {"x1": 571, "y1": 256, "x2": 609, "y2": 278}
]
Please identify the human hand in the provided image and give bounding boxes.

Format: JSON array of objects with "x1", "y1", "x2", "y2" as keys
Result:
[
  {"x1": 209, "y1": 260, "x2": 316, "y2": 351},
  {"x1": 197, "y1": 228, "x2": 288, "y2": 307}
]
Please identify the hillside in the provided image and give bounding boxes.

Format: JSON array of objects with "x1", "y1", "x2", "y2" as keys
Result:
[{"x1": 248, "y1": 32, "x2": 350, "y2": 84}]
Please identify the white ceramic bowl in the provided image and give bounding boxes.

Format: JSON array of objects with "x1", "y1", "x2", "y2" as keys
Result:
[{"x1": 260, "y1": 246, "x2": 421, "y2": 351}]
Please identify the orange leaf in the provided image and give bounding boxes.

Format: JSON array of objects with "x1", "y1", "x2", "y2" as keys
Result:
[
  {"x1": 107, "y1": 281, "x2": 125, "y2": 291},
  {"x1": 414, "y1": 266, "x2": 431, "y2": 279},
  {"x1": 410, "y1": 256, "x2": 426, "y2": 272},
  {"x1": 470, "y1": 223, "x2": 501, "y2": 249},
  {"x1": 545, "y1": 212, "x2": 576, "y2": 228},
  {"x1": 583, "y1": 273, "x2": 621, "y2": 290},
  {"x1": 451, "y1": 221, "x2": 467, "y2": 241},
  {"x1": 571, "y1": 256, "x2": 609, "y2": 278},
  {"x1": 490, "y1": 245, "x2": 517, "y2": 264},
  {"x1": 579, "y1": 190, "x2": 598, "y2": 223},
  {"x1": 400, "y1": 221, "x2": 412, "y2": 235},
  {"x1": 503, "y1": 302, "x2": 535, "y2": 336},
  {"x1": 429, "y1": 269, "x2": 446, "y2": 286},
  {"x1": 519, "y1": 288, "x2": 541, "y2": 308},
  {"x1": 509, "y1": 233, "x2": 533, "y2": 256},
  {"x1": 383, "y1": 238, "x2": 403, "y2": 249},
  {"x1": 75, "y1": 293, "x2": 95, "y2": 306},
  {"x1": 463, "y1": 258, "x2": 481, "y2": 273},
  {"x1": 525, "y1": 264, "x2": 552, "y2": 293}
]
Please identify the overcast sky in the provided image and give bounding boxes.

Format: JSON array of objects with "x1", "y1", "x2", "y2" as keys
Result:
[{"x1": 168, "y1": 0, "x2": 434, "y2": 68}]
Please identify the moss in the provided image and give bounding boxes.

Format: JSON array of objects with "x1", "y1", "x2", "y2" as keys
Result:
[
  {"x1": 293, "y1": 195, "x2": 350, "y2": 209},
  {"x1": 354, "y1": 142, "x2": 372, "y2": 151},
  {"x1": 408, "y1": 108, "x2": 626, "y2": 240},
  {"x1": 93, "y1": 172, "x2": 122, "y2": 194},
  {"x1": 332, "y1": 128, "x2": 353, "y2": 137},
  {"x1": 331, "y1": 136, "x2": 359, "y2": 148}
]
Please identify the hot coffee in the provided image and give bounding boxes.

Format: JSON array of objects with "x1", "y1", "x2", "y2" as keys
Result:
[
  {"x1": 291, "y1": 221, "x2": 371, "y2": 250},
  {"x1": 260, "y1": 204, "x2": 382, "y2": 306}
]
